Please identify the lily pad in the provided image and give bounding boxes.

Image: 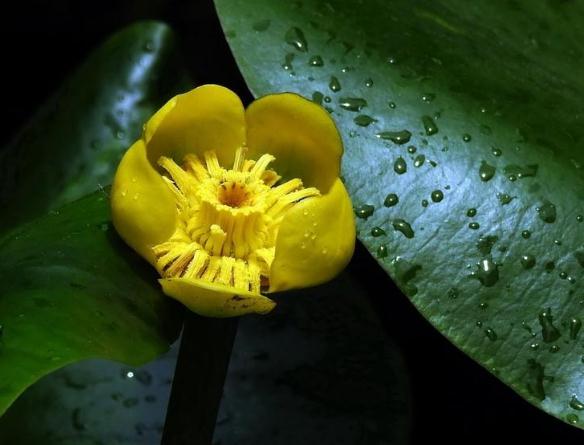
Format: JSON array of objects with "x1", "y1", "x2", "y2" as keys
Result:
[
  {"x1": 0, "y1": 21, "x2": 187, "y2": 232},
  {"x1": 0, "y1": 191, "x2": 182, "y2": 417},
  {"x1": 216, "y1": 0, "x2": 584, "y2": 427}
]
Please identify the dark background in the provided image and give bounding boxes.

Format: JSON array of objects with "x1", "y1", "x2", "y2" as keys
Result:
[{"x1": 1, "y1": 0, "x2": 581, "y2": 443}]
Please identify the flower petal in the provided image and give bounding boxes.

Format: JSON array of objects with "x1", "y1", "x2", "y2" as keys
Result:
[
  {"x1": 268, "y1": 178, "x2": 355, "y2": 292},
  {"x1": 160, "y1": 278, "x2": 276, "y2": 317},
  {"x1": 144, "y1": 84, "x2": 246, "y2": 168},
  {"x1": 245, "y1": 93, "x2": 342, "y2": 193},
  {"x1": 111, "y1": 140, "x2": 176, "y2": 265}
]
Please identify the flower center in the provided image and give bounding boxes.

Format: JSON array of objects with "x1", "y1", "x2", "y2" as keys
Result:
[{"x1": 152, "y1": 147, "x2": 320, "y2": 294}]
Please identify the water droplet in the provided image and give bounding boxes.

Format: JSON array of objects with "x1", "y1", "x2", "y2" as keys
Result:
[
  {"x1": 365, "y1": 78, "x2": 374, "y2": 87},
  {"x1": 477, "y1": 236, "x2": 498, "y2": 255},
  {"x1": 371, "y1": 227, "x2": 386, "y2": 237},
  {"x1": 422, "y1": 93, "x2": 435, "y2": 102},
  {"x1": 414, "y1": 154, "x2": 426, "y2": 168},
  {"x1": 474, "y1": 258, "x2": 499, "y2": 286},
  {"x1": 526, "y1": 359, "x2": 545, "y2": 401},
  {"x1": 462, "y1": 133, "x2": 472, "y2": 142},
  {"x1": 308, "y1": 55, "x2": 323, "y2": 66},
  {"x1": 312, "y1": 91, "x2": 324, "y2": 105},
  {"x1": 469, "y1": 222, "x2": 480, "y2": 230},
  {"x1": 422, "y1": 115, "x2": 439, "y2": 136},
  {"x1": 355, "y1": 204, "x2": 375, "y2": 219},
  {"x1": 567, "y1": 414, "x2": 579, "y2": 425},
  {"x1": 384, "y1": 193, "x2": 399, "y2": 207},
  {"x1": 377, "y1": 245, "x2": 388, "y2": 258},
  {"x1": 550, "y1": 344, "x2": 560, "y2": 353},
  {"x1": 570, "y1": 396, "x2": 584, "y2": 411},
  {"x1": 538, "y1": 308, "x2": 561, "y2": 343},
  {"x1": 431, "y1": 190, "x2": 444, "y2": 202},
  {"x1": 354, "y1": 115, "x2": 377, "y2": 127},
  {"x1": 479, "y1": 302, "x2": 488, "y2": 310},
  {"x1": 115, "y1": 130, "x2": 125, "y2": 140},
  {"x1": 496, "y1": 193, "x2": 513, "y2": 205},
  {"x1": 377, "y1": 130, "x2": 412, "y2": 145},
  {"x1": 329, "y1": 76, "x2": 341, "y2": 92},
  {"x1": 537, "y1": 201, "x2": 556, "y2": 223},
  {"x1": 394, "y1": 157, "x2": 407, "y2": 174},
  {"x1": 479, "y1": 161, "x2": 496, "y2": 182},
  {"x1": 388, "y1": 101, "x2": 396, "y2": 109},
  {"x1": 339, "y1": 97, "x2": 368, "y2": 111},
  {"x1": 467, "y1": 208, "x2": 477, "y2": 217},
  {"x1": 285, "y1": 27, "x2": 308, "y2": 52},
  {"x1": 570, "y1": 318, "x2": 582, "y2": 340},
  {"x1": 252, "y1": 19, "x2": 271, "y2": 32},
  {"x1": 504, "y1": 164, "x2": 538, "y2": 179},
  {"x1": 559, "y1": 271, "x2": 568, "y2": 279},
  {"x1": 476, "y1": 321, "x2": 483, "y2": 327},
  {"x1": 530, "y1": 342, "x2": 539, "y2": 350},
  {"x1": 520, "y1": 254, "x2": 536, "y2": 269},
  {"x1": 577, "y1": 215, "x2": 583, "y2": 222},
  {"x1": 392, "y1": 219, "x2": 415, "y2": 238},
  {"x1": 491, "y1": 147, "x2": 502, "y2": 157},
  {"x1": 282, "y1": 53, "x2": 295, "y2": 70},
  {"x1": 407, "y1": 145, "x2": 417, "y2": 154},
  {"x1": 387, "y1": 56, "x2": 397, "y2": 64},
  {"x1": 521, "y1": 230, "x2": 531, "y2": 239},
  {"x1": 421, "y1": 199, "x2": 429, "y2": 208},
  {"x1": 485, "y1": 328, "x2": 498, "y2": 341}
]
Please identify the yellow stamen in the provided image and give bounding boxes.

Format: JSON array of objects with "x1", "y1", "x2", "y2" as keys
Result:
[{"x1": 153, "y1": 146, "x2": 320, "y2": 293}]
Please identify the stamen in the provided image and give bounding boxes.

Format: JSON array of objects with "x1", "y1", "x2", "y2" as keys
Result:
[{"x1": 152, "y1": 149, "x2": 320, "y2": 294}]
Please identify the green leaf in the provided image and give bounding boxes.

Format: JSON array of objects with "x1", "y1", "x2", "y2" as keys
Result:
[
  {"x1": 215, "y1": 0, "x2": 584, "y2": 427},
  {"x1": 0, "y1": 21, "x2": 187, "y2": 232},
  {"x1": 0, "y1": 191, "x2": 182, "y2": 417}
]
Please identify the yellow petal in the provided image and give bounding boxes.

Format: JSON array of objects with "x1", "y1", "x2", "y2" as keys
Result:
[
  {"x1": 269, "y1": 178, "x2": 355, "y2": 292},
  {"x1": 160, "y1": 278, "x2": 276, "y2": 317},
  {"x1": 246, "y1": 93, "x2": 342, "y2": 193},
  {"x1": 111, "y1": 140, "x2": 176, "y2": 266},
  {"x1": 144, "y1": 84, "x2": 246, "y2": 168}
]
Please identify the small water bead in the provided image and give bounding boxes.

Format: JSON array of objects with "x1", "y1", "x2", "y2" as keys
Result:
[
  {"x1": 365, "y1": 78, "x2": 374, "y2": 87},
  {"x1": 497, "y1": 193, "x2": 514, "y2": 205},
  {"x1": 339, "y1": 97, "x2": 368, "y2": 111},
  {"x1": 462, "y1": 134, "x2": 472, "y2": 142},
  {"x1": 394, "y1": 157, "x2": 407, "y2": 174},
  {"x1": 312, "y1": 91, "x2": 324, "y2": 105},
  {"x1": 530, "y1": 343, "x2": 540, "y2": 350},
  {"x1": 477, "y1": 236, "x2": 498, "y2": 255},
  {"x1": 537, "y1": 201, "x2": 557, "y2": 223},
  {"x1": 421, "y1": 93, "x2": 435, "y2": 102},
  {"x1": 520, "y1": 255, "x2": 536, "y2": 269},
  {"x1": 559, "y1": 271, "x2": 568, "y2": 280},
  {"x1": 570, "y1": 396, "x2": 584, "y2": 411},
  {"x1": 570, "y1": 318, "x2": 582, "y2": 340},
  {"x1": 491, "y1": 147, "x2": 503, "y2": 157},
  {"x1": 550, "y1": 345, "x2": 560, "y2": 353},
  {"x1": 324, "y1": 96, "x2": 331, "y2": 103},
  {"x1": 354, "y1": 115, "x2": 377, "y2": 127},
  {"x1": 508, "y1": 174, "x2": 517, "y2": 182},
  {"x1": 308, "y1": 55, "x2": 323, "y2": 66},
  {"x1": 384, "y1": 193, "x2": 399, "y2": 207},
  {"x1": 371, "y1": 227, "x2": 386, "y2": 237},
  {"x1": 388, "y1": 101, "x2": 396, "y2": 109},
  {"x1": 577, "y1": 215, "x2": 583, "y2": 222},
  {"x1": 421, "y1": 199, "x2": 429, "y2": 208},
  {"x1": 392, "y1": 219, "x2": 415, "y2": 238},
  {"x1": 377, "y1": 245, "x2": 388, "y2": 258},
  {"x1": 469, "y1": 222, "x2": 480, "y2": 230},
  {"x1": 504, "y1": 164, "x2": 538, "y2": 179},
  {"x1": 467, "y1": 208, "x2": 477, "y2": 217},
  {"x1": 422, "y1": 115, "x2": 439, "y2": 136},
  {"x1": 521, "y1": 230, "x2": 531, "y2": 239},
  {"x1": 285, "y1": 27, "x2": 308, "y2": 52},
  {"x1": 414, "y1": 154, "x2": 426, "y2": 168},
  {"x1": 479, "y1": 161, "x2": 496, "y2": 182},
  {"x1": 407, "y1": 145, "x2": 417, "y2": 154},
  {"x1": 479, "y1": 302, "x2": 488, "y2": 310},
  {"x1": 567, "y1": 414, "x2": 579, "y2": 425},
  {"x1": 329, "y1": 76, "x2": 342, "y2": 92},
  {"x1": 387, "y1": 56, "x2": 397, "y2": 64},
  {"x1": 476, "y1": 321, "x2": 483, "y2": 327},
  {"x1": 377, "y1": 130, "x2": 412, "y2": 145},
  {"x1": 538, "y1": 308, "x2": 561, "y2": 343},
  {"x1": 485, "y1": 328, "x2": 498, "y2": 341},
  {"x1": 282, "y1": 53, "x2": 295, "y2": 70},
  {"x1": 355, "y1": 204, "x2": 375, "y2": 219},
  {"x1": 474, "y1": 258, "x2": 499, "y2": 287},
  {"x1": 431, "y1": 190, "x2": 444, "y2": 202}
]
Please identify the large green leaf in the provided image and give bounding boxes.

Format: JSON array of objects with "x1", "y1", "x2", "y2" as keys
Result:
[
  {"x1": 0, "y1": 191, "x2": 182, "y2": 417},
  {"x1": 0, "y1": 21, "x2": 187, "y2": 232},
  {"x1": 215, "y1": 0, "x2": 584, "y2": 427}
]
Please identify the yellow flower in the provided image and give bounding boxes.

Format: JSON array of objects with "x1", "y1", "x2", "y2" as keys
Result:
[{"x1": 111, "y1": 85, "x2": 355, "y2": 317}]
